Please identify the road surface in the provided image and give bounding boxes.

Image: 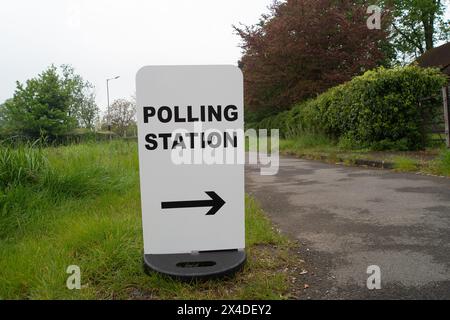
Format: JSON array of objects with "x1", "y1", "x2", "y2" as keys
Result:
[{"x1": 246, "y1": 155, "x2": 450, "y2": 299}]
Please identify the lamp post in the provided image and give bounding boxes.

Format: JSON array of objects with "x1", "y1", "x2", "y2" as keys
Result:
[{"x1": 106, "y1": 76, "x2": 120, "y2": 132}]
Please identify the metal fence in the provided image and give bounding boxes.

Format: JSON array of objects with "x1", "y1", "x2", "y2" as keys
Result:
[
  {"x1": 443, "y1": 86, "x2": 450, "y2": 148},
  {"x1": 419, "y1": 86, "x2": 450, "y2": 148}
]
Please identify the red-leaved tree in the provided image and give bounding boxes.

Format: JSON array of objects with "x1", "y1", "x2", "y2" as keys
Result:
[{"x1": 235, "y1": 0, "x2": 390, "y2": 112}]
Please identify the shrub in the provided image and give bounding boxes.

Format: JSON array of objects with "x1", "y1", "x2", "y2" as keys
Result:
[{"x1": 250, "y1": 66, "x2": 448, "y2": 150}]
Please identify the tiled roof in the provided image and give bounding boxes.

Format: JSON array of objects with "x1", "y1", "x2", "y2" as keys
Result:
[{"x1": 417, "y1": 42, "x2": 450, "y2": 75}]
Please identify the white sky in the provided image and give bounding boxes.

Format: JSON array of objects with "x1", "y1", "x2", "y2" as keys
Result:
[
  {"x1": 0, "y1": 0, "x2": 272, "y2": 113},
  {"x1": 0, "y1": 1, "x2": 449, "y2": 115}
]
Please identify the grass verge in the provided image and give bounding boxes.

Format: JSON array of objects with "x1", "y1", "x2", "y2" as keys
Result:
[
  {"x1": 0, "y1": 141, "x2": 299, "y2": 300},
  {"x1": 264, "y1": 134, "x2": 450, "y2": 177}
]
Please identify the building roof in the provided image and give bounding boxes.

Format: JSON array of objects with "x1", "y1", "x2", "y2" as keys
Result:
[{"x1": 416, "y1": 42, "x2": 450, "y2": 75}]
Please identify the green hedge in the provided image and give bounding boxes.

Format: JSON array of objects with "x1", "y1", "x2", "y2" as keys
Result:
[{"x1": 248, "y1": 66, "x2": 448, "y2": 150}]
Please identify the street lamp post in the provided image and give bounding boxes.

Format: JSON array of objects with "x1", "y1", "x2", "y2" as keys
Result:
[{"x1": 106, "y1": 76, "x2": 120, "y2": 133}]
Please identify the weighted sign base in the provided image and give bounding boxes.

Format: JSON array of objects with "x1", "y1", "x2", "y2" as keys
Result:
[{"x1": 143, "y1": 250, "x2": 246, "y2": 281}]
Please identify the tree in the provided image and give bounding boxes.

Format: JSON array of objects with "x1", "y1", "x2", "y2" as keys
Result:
[
  {"x1": 234, "y1": 0, "x2": 389, "y2": 112},
  {"x1": 381, "y1": 0, "x2": 450, "y2": 62},
  {"x1": 2, "y1": 66, "x2": 76, "y2": 139},
  {"x1": 60, "y1": 65, "x2": 99, "y2": 129},
  {"x1": 77, "y1": 92, "x2": 98, "y2": 130},
  {"x1": 104, "y1": 98, "x2": 136, "y2": 137},
  {"x1": 1, "y1": 65, "x2": 98, "y2": 140},
  {"x1": 0, "y1": 101, "x2": 8, "y2": 138}
]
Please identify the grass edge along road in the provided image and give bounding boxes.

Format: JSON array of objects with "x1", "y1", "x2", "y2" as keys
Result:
[
  {"x1": 0, "y1": 141, "x2": 301, "y2": 300},
  {"x1": 275, "y1": 135, "x2": 450, "y2": 177}
]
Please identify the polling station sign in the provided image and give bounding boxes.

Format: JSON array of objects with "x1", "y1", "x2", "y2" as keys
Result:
[{"x1": 136, "y1": 66, "x2": 245, "y2": 262}]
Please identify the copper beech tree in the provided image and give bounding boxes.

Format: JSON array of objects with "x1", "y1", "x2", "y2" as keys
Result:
[{"x1": 235, "y1": 0, "x2": 389, "y2": 112}]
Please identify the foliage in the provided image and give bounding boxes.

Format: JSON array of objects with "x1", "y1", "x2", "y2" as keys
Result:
[
  {"x1": 249, "y1": 66, "x2": 448, "y2": 150},
  {"x1": 103, "y1": 98, "x2": 136, "y2": 137},
  {"x1": 76, "y1": 92, "x2": 98, "y2": 130},
  {"x1": 380, "y1": 0, "x2": 450, "y2": 62},
  {"x1": 0, "y1": 65, "x2": 99, "y2": 140},
  {"x1": 234, "y1": 0, "x2": 389, "y2": 112},
  {"x1": 60, "y1": 65, "x2": 99, "y2": 129}
]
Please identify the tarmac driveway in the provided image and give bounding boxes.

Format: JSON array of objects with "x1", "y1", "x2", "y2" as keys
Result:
[{"x1": 245, "y1": 155, "x2": 450, "y2": 299}]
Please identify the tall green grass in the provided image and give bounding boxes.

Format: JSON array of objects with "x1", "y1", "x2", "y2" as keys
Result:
[
  {"x1": 279, "y1": 133, "x2": 335, "y2": 151},
  {"x1": 430, "y1": 149, "x2": 450, "y2": 176},
  {"x1": 0, "y1": 141, "x2": 295, "y2": 300},
  {"x1": 393, "y1": 157, "x2": 419, "y2": 172},
  {"x1": 0, "y1": 144, "x2": 47, "y2": 189},
  {"x1": 0, "y1": 141, "x2": 138, "y2": 240}
]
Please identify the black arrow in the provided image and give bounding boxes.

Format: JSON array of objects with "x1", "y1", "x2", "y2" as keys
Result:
[{"x1": 161, "y1": 191, "x2": 226, "y2": 216}]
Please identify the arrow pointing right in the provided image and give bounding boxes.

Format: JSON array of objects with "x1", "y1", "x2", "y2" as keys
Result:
[{"x1": 161, "y1": 191, "x2": 226, "y2": 216}]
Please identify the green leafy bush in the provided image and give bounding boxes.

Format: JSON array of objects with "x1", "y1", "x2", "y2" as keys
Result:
[{"x1": 250, "y1": 66, "x2": 448, "y2": 150}]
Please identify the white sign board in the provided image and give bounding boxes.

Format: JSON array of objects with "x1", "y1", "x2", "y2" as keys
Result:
[{"x1": 136, "y1": 65, "x2": 245, "y2": 255}]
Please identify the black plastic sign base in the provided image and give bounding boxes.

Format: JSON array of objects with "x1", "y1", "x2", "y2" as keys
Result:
[{"x1": 144, "y1": 250, "x2": 246, "y2": 281}]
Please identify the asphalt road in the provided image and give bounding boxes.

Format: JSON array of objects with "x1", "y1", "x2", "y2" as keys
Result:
[{"x1": 246, "y1": 155, "x2": 450, "y2": 299}]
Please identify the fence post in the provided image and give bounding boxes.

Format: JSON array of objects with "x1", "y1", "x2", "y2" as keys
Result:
[{"x1": 443, "y1": 86, "x2": 450, "y2": 148}]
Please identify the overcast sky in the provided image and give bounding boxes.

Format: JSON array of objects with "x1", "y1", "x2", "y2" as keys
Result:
[
  {"x1": 1, "y1": 1, "x2": 449, "y2": 115},
  {"x1": 0, "y1": 0, "x2": 272, "y2": 113}
]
